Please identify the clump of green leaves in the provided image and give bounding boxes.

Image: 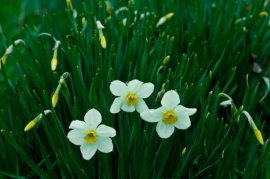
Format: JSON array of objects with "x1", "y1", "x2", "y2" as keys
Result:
[{"x1": 0, "y1": 0, "x2": 270, "y2": 178}]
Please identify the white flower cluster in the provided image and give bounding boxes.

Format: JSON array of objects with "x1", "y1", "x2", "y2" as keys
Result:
[{"x1": 67, "y1": 79, "x2": 197, "y2": 160}]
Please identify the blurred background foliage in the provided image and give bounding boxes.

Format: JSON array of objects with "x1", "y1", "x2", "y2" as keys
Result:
[{"x1": 0, "y1": 0, "x2": 270, "y2": 178}]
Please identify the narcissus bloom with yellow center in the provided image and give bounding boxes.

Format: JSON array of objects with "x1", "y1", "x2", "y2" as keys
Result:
[
  {"x1": 140, "y1": 90, "x2": 196, "y2": 138},
  {"x1": 67, "y1": 109, "x2": 116, "y2": 160},
  {"x1": 110, "y1": 79, "x2": 154, "y2": 113}
]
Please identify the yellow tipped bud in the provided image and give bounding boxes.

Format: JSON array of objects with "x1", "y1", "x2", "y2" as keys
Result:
[
  {"x1": 52, "y1": 93, "x2": 59, "y2": 108},
  {"x1": 165, "y1": 13, "x2": 174, "y2": 20},
  {"x1": 82, "y1": 17, "x2": 87, "y2": 27},
  {"x1": 254, "y1": 129, "x2": 264, "y2": 145},
  {"x1": 51, "y1": 72, "x2": 69, "y2": 108},
  {"x1": 105, "y1": 1, "x2": 113, "y2": 14},
  {"x1": 1, "y1": 55, "x2": 7, "y2": 65},
  {"x1": 51, "y1": 40, "x2": 60, "y2": 71},
  {"x1": 156, "y1": 12, "x2": 174, "y2": 27},
  {"x1": 66, "y1": 0, "x2": 73, "y2": 11},
  {"x1": 24, "y1": 120, "x2": 36, "y2": 132},
  {"x1": 24, "y1": 110, "x2": 51, "y2": 132},
  {"x1": 182, "y1": 147, "x2": 186, "y2": 155},
  {"x1": 259, "y1": 11, "x2": 268, "y2": 17},
  {"x1": 51, "y1": 57, "x2": 58, "y2": 71},
  {"x1": 162, "y1": 56, "x2": 170, "y2": 65},
  {"x1": 100, "y1": 35, "x2": 107, "y2": 49}
]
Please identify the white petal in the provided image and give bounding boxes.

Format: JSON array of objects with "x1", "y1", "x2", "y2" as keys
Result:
[
  {"x1": 161, "y1": 90, "x2": 180, "y2": 108},
  {"x1": 96, "y1": 124, "x2": 116, "y2": 137},
  {"x1": 174, "y1": 105, "x2": 197, "y2": 116},
  {"x1": 67, "y1": 130, "x2": 85, "y2": 145},
  {"x1": 69, "y1": 120, "x2": 87, "y2": 130},
  {"x1": 97, "y1": 137, "x2": 113, "y2": 153},
  {"x1": 127, "y1": 79, "x2": 143, "y2": 92},
  {"x1": 174, "y1": 113, "x2": 191, "y2": 129},
  {"x1": 137, "y1": 83, "x2": 154, "y2": 98},
  {"x1": 110, "y1": 97, "x2": 123, "y2": 114},
  {"x1": 80, "y1": 143, "x2": 97, "y2": 160},
  {"x1": 84, "y1": 109, "x2": 102, "y2": 129},
  {"x1": 140, "y1": 108, "x2": 163, "y2": 123},
  {"x1": 110, "y1": 80, "x2": 128, "y2": 96},
  {"x1": 135, "y1": 99, "x2": 149, "y2": 113},
  {"x1": 156, "y1": 121, "x2": 175, "y2": 138},
  {"x1": 121, "y1": 103, "x2": 136, "y2": 112}
]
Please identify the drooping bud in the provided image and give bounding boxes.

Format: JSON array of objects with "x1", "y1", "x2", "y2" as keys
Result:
[
  {"x1": 82, "y1": 17, "x2": 87, "y2": 27},
  {"x1": 242, "y1": 110, "x2": 264, "y2": 145},
  {"x1": 66, "y1": 0, "x2": 74, "y2": 11},
  {"x1": 96, "y1": 20, "x2": 107, "y2": 49},
  {"x1": 105, "y1": 1, "x2": 113, "y2": 14},
  {"x1": 0, "y1": 39, "x2": 26, "y2": 69},
  {"x1": 254, "y1": 129, "x2": 264, "y2": 145},
  {"x1": 156, "y1": 12, "x2": 174, "y2": 27},
  {"x1": 52, "y1": 72, "x2": 70, "y2": 108},
  {"x1": 181, "y1": 147, "x2": 186, "y2": 155},
  {"x1": 219, "y1": 93, "x2": 233, "y2": 107},
  {"x1": 162, "y1": 56, "x2": 170, "y2": 66},
  {"x1": 51, "y1": 40, "x2": 61, "y2": 71},
  {"x1": 24, "y1": 110, "x2": 51, "y2": 132},
  {"x1": 259, "y1": 11, "x2": 268, "y2": 17},
  {"x1": 24, "y1": 120, "x2": 37, "y2": 132}
]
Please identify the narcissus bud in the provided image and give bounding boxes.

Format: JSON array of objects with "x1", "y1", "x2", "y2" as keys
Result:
[
  {"x1": 254, "y1": 129, "x2": 264, "y2": 145},
  {"x1": 51, "y1": 72, "x2": 70, "y2": 108},
  {"x1": 24, "y1": 110, "x2": 51, "y2": 132}
]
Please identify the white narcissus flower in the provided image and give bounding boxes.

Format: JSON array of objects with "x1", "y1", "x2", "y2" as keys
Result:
[
  {"x1": 140, "y1": 90, "x2": 196, "y2": 139},
  {"x1": 67, "y1": 109, "x2": 116, "y2": 160},
  {"x1": 110, "y1": 79, "x2": 154, "y2": 113}
]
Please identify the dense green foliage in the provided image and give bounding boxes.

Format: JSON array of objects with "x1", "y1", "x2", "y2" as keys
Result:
[{"x1": 1, "y1": 0, "x2": 270, "y2": 178}]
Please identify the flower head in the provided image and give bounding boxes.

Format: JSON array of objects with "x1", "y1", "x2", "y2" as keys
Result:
[
  {"x1": 110, "y1": 79, "x2": 154, "y2": 113},
  {"x1": 140, "y1": 90, "x2": 196, "y2": 138},
  {"x1": 67, "y1": 109, "x2": 116, "y2": 160}
]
